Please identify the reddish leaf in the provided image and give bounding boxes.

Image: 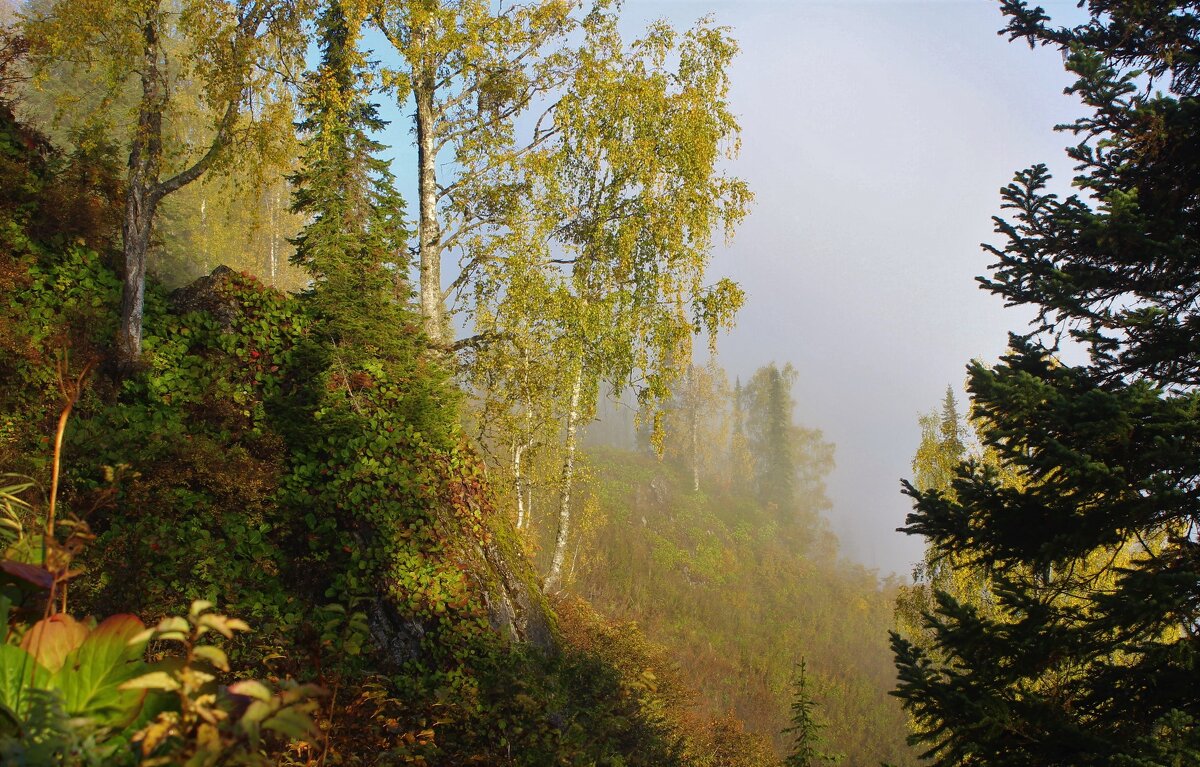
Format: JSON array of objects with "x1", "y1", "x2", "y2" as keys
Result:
[
  {"x1": 0, "y1": 560, "x2": 54, "y2": 589},
  {"x1": 20, "y1": 614, "x2": 88, "y2": 672}
]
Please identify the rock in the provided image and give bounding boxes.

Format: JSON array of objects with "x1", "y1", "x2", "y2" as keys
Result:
[
  {"x1": 479, "y1": 532, "x2": 556, "y2": 652},
  {"x1": 367, "y1": 598, "x2": 427, "y2": 666},
  {"x1": 169, "y1": 265, "x2": 240, "y2": 331},
  {"x1": 464, "y1": 491, "x2": 557, "y2": 653}
]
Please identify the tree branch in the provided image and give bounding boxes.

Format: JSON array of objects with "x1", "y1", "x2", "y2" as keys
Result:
[
  {"x1": 153, "y1": 97, "x2": 239, "y2": 201},
  {"x1": 453, "y1": 330, "x2": 510, "y2": 352}
]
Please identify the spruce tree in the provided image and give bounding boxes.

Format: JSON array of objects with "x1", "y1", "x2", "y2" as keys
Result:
[
  {"x1": 290, "y1": 0, "x2": 409, "y2": 358},
  {"x1": 892, "y1": 2, "x2": 1200, "y2": 765},
  {"x1": 745, "y1": 363, "x2": 799, "y2": 514},
  {"x1": 783, "y1": 660, "x2": 841, "y2": 767},
  {"x1": 729, "y1": 377, "x2": 755, "y2": 494}
]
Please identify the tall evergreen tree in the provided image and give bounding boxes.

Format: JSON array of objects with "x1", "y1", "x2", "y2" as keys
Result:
[
  {"x1": 912, "y1": 388, "x2": 967, "y2": 497},
  {"x1": 290, "y1": 0, "x2": 409, "y2": 357},
  {"x1": 745, "y1": 363, "x2": 799, "y2": 514},
  {"x1": 729, "y1": 377, "x2": 755, "y2": 494},
  {"x1": 894, "y1": 389, "x2": 999, "y2": 665},
  {"x1": 783, "y1": 659, "x2": 841, "y2": 767},
  {"x1": 892, "y1": 2, "x2": 1200, "y2": 765}
]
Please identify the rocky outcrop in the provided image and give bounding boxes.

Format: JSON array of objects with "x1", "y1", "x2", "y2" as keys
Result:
[
  {"x1": 478, "y1": 522, "x2": 556, "y2": 652},
  {"x1": 457, "y1": 478, "x2": 557, "y2": 654},
  {"x1": 168, "y1": 265, "x2": 240, "y2": 330}
]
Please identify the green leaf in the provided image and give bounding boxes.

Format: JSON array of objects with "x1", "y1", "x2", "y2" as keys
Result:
[
  {"x1": 188, "y1": 599, "x2": 214, "y2": 619},
  {"x1": 51, "y1": 614, "x2": 149, "y2": 727},
  {"x1": 152, "y1": 616, "x2": 190, "y2": 636},
  {"x1": 118, "y1": 671, "x2": 180, "y2": 692},
  {"x1": 196, "y1": 613, "x2": 249, "y2": 638},
  {"x1": 0, "y1": 643, "x2": 51, "y2": 719},
  {"x1": 190, "y1": 645, "x2": 229, "y2": 672},
  {"x1": 262, "y1": 705, "x2": 318, "y2": 740},
  {"x1": 227, "y1": 679, "x2": 271, "y2": 702}
]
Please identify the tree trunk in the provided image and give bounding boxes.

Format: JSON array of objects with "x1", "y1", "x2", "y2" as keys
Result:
[
  {"x1": 691, "y1": 403, "x2": 700, "y2": 493},
  {"x1": 199, "y1": 196, "x2": 208, "y2": 273},
  {"x1": 269, "y1": 187, "x2": 279, "y2": 285},
  {"x1": 117, "y1": 17, "x2": 167, "y2": 370},
  {"x1": 513, "y1": 439, "x2": 527, "y2": 529},
  {"x1": 114, "y1": 3, "x2": 252, "y2": 370},
  {"x1": 524, "y1": 475, "x2": 534, "y2": 531},
  {"x1": 544, "y1": 365, "x2": 584, "y2": 592},
  {"x1": 413, "y1": 34, "x2": 444, "y2": 344}
]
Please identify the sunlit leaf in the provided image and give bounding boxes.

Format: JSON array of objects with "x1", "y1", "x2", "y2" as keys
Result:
[
  {"x1": 228, "y1": 679, "x2": 272, "y2": 702},
  {"x1": 0, "y1": 643, "x2": 51, "y2": 718},
  {"x1": 52, "y1": 614, "x2": 149, "y2": 727},
  {"x1": 119, "y1": 671, "x2": 181, "y2": 692},
  {"x1": 20, "y1": 613, "x2": 89, "y2": 672},
  {"x1": 191, "y1": 645, "x2": 229, "y2": 672}
]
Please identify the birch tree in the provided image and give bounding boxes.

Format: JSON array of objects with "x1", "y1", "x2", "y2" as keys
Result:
[
  {"x1": 470, "y1": 13, "x2": 750, "y2": 591},
  {"x1": 369, "y1": 0, "x2": 579, "y2": 345},
  {"x1": 663, "y1": 361, "x2": 730, "y2": 494},
  {"x1": 24, "y1": 0, "x2": 307, "y2": 368}
]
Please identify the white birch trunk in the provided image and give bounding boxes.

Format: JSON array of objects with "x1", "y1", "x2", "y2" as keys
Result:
[
  {"x1": 691, "y1": 405, "x2": 700, "y2": 493},
  {"x1": 200, "y1": 197, "x2": 208, "y2": 273},
  {"x1": 544, "y1": 366, "x2": 584, "y2": 592},
  {"x1": 513, "y1": 439, "x2": 526, "y2": 529},
  {"x1": 413, "y1": 37, "x2": 445, "y2": 344},
  {"x1": 269, "y1": 188, "x2": 279, "y2": 285}
]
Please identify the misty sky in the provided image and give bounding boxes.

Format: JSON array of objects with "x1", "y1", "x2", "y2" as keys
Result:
[
  {"x1": 373, "y1": 0, "x2": 1092, "y2": 577},
  {"x1": 612, "y1": 0, "x2": 1088, "y2": 576}
]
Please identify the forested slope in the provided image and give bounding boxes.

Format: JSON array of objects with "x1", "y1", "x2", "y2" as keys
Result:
[
  {"x1": 552, "y1": 382, "x2": 915, "y2": 767},
  {"x1": 572, "y1": 447, "x2": 911, "y2": 765},
  {"x1": 0, "y1": 97, "x2": 802, "y2": 764},
  {"x1": 0, "y1": 0, "x2": 923, "y2": 763}
]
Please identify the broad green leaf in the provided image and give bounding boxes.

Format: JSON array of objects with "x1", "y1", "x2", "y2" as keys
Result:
[
  {"x1": 152, "y1": 616, "x2": 190, "y2": 636},
  {"x1": 0, "y1": 643, "x2": 51, "y2": 718},
  {"x1": 190, "y1": 645, "x2": 229, "y2": 671},
  {"x1": 52, "y1": 614, "x2": 149, "y2": 727},
  {"x1": 0, "y1": 700, "x2": 20, "y2": 737},
  {"x1": 154, "y1": 631, "x2": 189, "y2": 642},
  {"x1": 196, "y1": 613, "x2": 249, "y2": 638},
  {"x1": 263, "y1": 705, "x2": 318, "y2": 739},
  {"x1": 188, "y1": 599, "x2": 214, "y2": 619},
  {"x1": 227, "y1": 679, "x2": 271, "y2": 701}
]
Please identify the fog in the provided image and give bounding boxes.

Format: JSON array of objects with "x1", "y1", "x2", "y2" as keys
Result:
[
  {"x1": 373, "y1": 0, "x2": 1092, "y2": 577},
  {"x1": 615, "y1": 0, "x2": 1087, "y2": 576}
]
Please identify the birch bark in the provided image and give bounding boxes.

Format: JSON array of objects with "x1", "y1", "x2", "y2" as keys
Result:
[{"x1": 543, "y1": 362, "x2": 583, "y2": 592}]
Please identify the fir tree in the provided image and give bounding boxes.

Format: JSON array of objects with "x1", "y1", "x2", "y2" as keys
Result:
[
  {"x1": 783, "y1": 660, "x2": 841, "y2": 767},
  {"x1": 892, "y1": 2, "x2": 1200, "y2": 765},
  {"x1": 924, "y1": 388, "x2": 966, "y2": 494},
  {"x1": 745, "y1": 363, "x2": 799, "y2": 515},
  {"x1": 290, "y1": 0, "x2": 410, "y2": 358},
  {"x1": 729, "y1": 377, "x2": 754, "y2": 494}
]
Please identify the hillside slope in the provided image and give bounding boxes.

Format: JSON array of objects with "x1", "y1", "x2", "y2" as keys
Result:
[
  {"x1": 0, "y1": 99, "x2": 792, "y2": 765},
  {"x1": 567, "y1": 447, "x2": 915, "y2": 766}
]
